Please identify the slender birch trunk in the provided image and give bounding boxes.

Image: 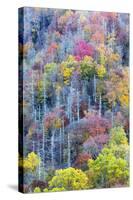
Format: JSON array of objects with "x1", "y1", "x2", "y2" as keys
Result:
[{"x1": 99, "y1": 94, "x2": 102, "y2": 116}]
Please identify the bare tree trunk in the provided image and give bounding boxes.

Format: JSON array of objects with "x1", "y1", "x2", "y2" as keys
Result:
[
  {"x1": 37, "y1": 145, "x2": 41, "y2": 180},
  {"x1": 59, "y1": 127, "x2": 62, "y2": 166},
  {"x1": 88, "y1": 95, "x2": 91, "y2": 111},
  {"x1": 111, "y1": 104, "x2": 114, "y2": 127},
  {"x1": 51, "y1": 130, "x2": 55, "y2": 169},
  {"x1": 42, "y1": 122, "x2": 45, "y2": 166},
  {"x1": 31, "y1": 69, "x2": 35, "y2": 152},
  {"x1": 62, "y1": 119, "x2": 65, "y2": 163},
  {"x1": 99, "y1": 94, "x2": 102, "y2": 116},
  {"x1": 67, "y1": 132, "x2": 71, "y2": 167},
  {"x1": 93, "y1": 74, "x2": 96, "y2": 102},
  {"x1": 32, "y1": 140, "x2": 35, "y2": 152},
  {"x1": 77, "y1": 90, "x2": 80, "y2": 122}
]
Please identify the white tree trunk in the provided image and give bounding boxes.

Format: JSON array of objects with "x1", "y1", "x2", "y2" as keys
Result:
[
  {"x1": 88, "y1": 95, "x2": 91, "y2": 111},
  {"x1": 42, "y1": 122, "x2": 45, "y2": 166},
  {"x1": 99, "y1": 94, "x2": 102, "y2": 116},
  {"x1": 51, "y1": 130, "x2": 55, "y2": 169},
  {"x1": 77, "y1": 90, "x2": 80, "y2": 122},
  {"x1": 111, "y1": 105, "x2": 114, "y2": 127},
  {"x1": 67, "y1": 132, "x2": 71, "y2": 167},
  {"x1": 59, "y1": 127, "x2": 62, "y2": 165},
  {"x1": 93, "y1": 74, "x2": 97, "y2": 102}
]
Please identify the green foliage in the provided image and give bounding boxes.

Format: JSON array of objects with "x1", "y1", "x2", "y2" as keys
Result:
[
  {"x1": 96, "y1": 64, "x2": 106, "y2": 79},
  {"x1": 35, "y1": 80, "x2": 44, "y2": 104},
  {"x1": 43, "y1": 62, "x2": 59, "y2": 90},
  {"x1": 34, "y1": 187, "x2": 41, "y2": 193},
  {"x1": 47, "y1": 167, "x2": 88, "y2": 191},
  {"x1": 97, "y1": 44, "x2": 107, "y2": 65},
  {"x1": 87, "y1": 147, "x2": 129, "y2": 188},
  {"x1": 108, "y1": 144, "x2": 129, "y2": 160},
  {"x1": 44, "y1": 187, "x2": 66, "y2": 192},
  {"x1": 80, "y1": 56, "x2": 96, "y2": 80},
  {"x1": 99, "y1": 53, "x2": 106, "y2": 65},
  {"x1": 108, "y1": 127, "x2": 129, "y2": 160},
  {"x1": 96, "y1": 79, "x2": 105, "y2": 95},
  {"x1": 87, "y1": 126, "x2": 129, "y2": 188},
  {"x1": 109, "y1": 127, "x2": 128, "y2": 146},
  {"x1": 44, "y1": 169, "x2": 55, "y2": 183},
  {"x1": 44, "y1": 62, "x2": 58, "y2": 74}
]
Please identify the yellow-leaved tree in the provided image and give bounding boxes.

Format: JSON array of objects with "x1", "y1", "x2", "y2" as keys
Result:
[
  {"x1": 23, "y1": 152, "x2": 40, "y2": 172},
  {"x1": 44, "y1": 167, "x2": 89, "y2": 192}
]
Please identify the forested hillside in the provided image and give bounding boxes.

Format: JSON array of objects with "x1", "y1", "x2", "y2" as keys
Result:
[{"x1": 19, "y1": 7, "x2": 129, "y2": 193}]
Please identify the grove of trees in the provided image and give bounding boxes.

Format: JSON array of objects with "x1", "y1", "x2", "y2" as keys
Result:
[{"x1": 19, "y1": 7, "x2": 129, "y2": 193}]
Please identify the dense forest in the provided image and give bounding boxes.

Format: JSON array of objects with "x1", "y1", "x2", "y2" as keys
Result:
[{"x1": 19, "y1": 7, "x2": 129, "y2": 193}]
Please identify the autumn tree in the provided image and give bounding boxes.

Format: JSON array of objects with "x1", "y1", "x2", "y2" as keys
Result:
[
  {"x1": 109, "y1": 126, "x2": 128, "y2": 146},
  {"x1": 45, "y1": 168, "x2": 88, "y2": 191},
  {"x1": 84, "y1": 113, "x2": 111, "y2": 136},
  {"x1": 34, "y1": 187, "x2": 41, "y2": 193},
  {"x1": 83, "y1": 134, "x2": 109, "y2": 159},
  {"x1": 23, "y1": 152, "x2": 40, "y2": 172},
  {"x1": 87, "y1": 126, "x2": 129, "y2": 188},
  {"x1": 80, "y1": 56, "x2": 96, "y2": 80},
  {"x1": 105, "y1": 67, "x2": 129, "y2": 109},
  {"x1": 60, "y1": 55, "x2": 77, "y2": 85},
  {"x1": 87, "y1": 147, "x2": 129, "y2": 188},
  {"x1": 74, "y1": 40, "x2": 95, "y2": 60}
]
